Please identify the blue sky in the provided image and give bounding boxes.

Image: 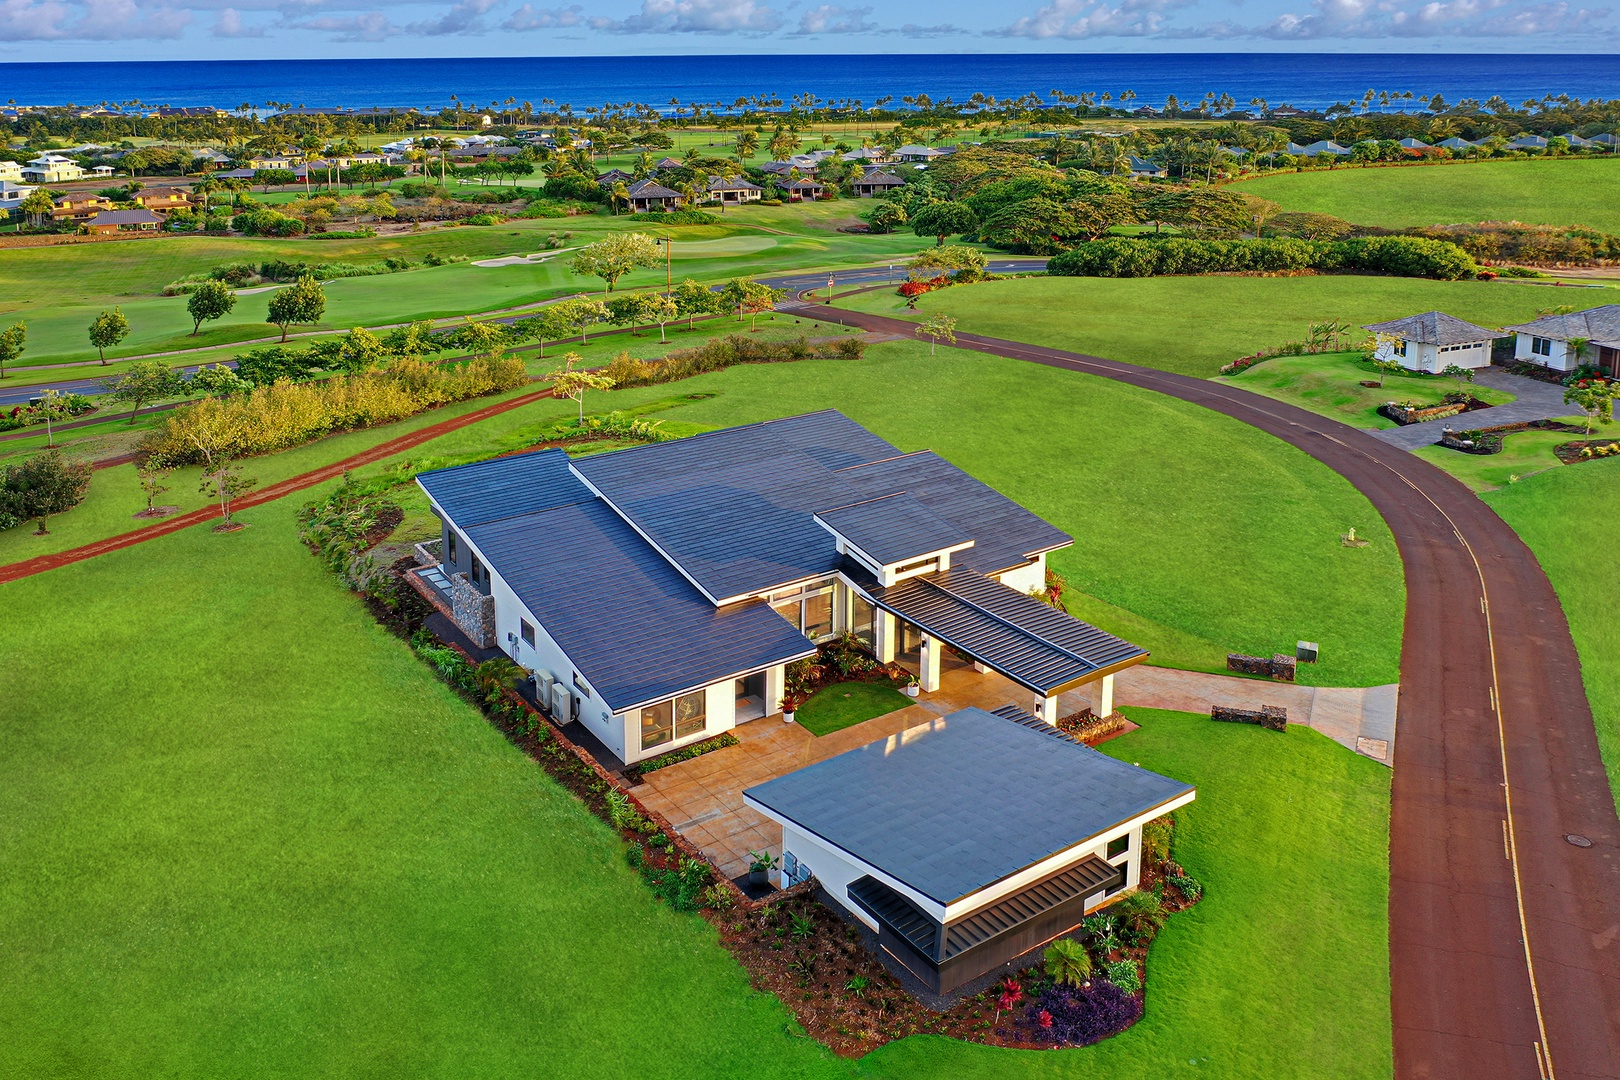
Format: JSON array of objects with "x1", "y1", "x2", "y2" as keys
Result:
[{"x1": 0, "y1": 0, "x2": 1611, "y2": 60}]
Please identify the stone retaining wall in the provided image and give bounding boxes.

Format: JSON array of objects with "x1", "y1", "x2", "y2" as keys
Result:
[
  {"x1": 1227, "y1": 653, "x2": 1296, "y2": 682},
  {"x1": 1212, "y1": 705, "x2": 1288, "y2": 732}
]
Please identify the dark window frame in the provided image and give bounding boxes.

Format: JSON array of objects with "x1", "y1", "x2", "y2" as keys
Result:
[
  {"x1": 1106, "y1": 835, "x2": 1130, "y2": 860},
  {"x1": 520, "y1": 620, "x2": 535, "y2": 647}
]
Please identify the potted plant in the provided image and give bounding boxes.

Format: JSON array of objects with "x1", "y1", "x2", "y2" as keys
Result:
[
  {"x1": 780, "y1": 693, "x2": 805, "y2": 723},
  {"x1": 747, "y1": 850, "x2": 778, "y2": 887},
  {"x1": 901, "y1": 673, "x2": 921, "y2": 698}
]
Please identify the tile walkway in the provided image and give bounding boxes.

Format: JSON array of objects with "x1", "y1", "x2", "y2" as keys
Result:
[{"x1": 635, "y1": 658, "x2": 1398, "y2": 881}]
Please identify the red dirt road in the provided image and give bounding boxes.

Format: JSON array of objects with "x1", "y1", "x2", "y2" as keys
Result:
[
  {"x1": 0, "y1": 386, "x2": 554, "y2": 585},
  {"x1": 808, "y1": 305, "x2": 1620, "y2": 1080}
]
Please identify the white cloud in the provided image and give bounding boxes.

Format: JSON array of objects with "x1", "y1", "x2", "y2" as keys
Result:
[
  {"x1": 591, "y1": 0, "x2": 782, "y2": 33},
  {"x1": 1248, "y1": 0, "x2": 1607, "y2": 36},
  {"x1": 989, "y1": 0, "x2": 1181, "y2": 37},
  {"x1": 893, "y1": 20, "x2": 968, "y2": 33},
  {"x1": 284, "y1": 8, "x2": 395, "y2": 38},
  {"x1": 793, "y1": 2, "x2": 874, "y2": 31},
  {"x1": 503, "y1": 1, "x2": 581, "y2": 26},
  {"x1": 73, "y1": 0, "x2": 191, "y2": 36},
  {"x1": 0, "y1": 0, "x2": 72, "y2": 38},
  {"x1": 211, "y1": 5, "x2": 264, "y2": 33},
  {"x1": 406, "y1": 0, "x2": 495, "y2": 33}
]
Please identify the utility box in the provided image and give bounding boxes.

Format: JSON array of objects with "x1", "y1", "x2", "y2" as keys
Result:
[{"x1": 1297, "y1": 641, "x2": 1319, "y2": 664}]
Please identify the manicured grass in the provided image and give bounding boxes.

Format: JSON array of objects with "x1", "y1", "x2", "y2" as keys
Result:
[
  {"x1": 1485, "y1": 459, "x2": 1620, "y2": 812},
  {"x1": 1221, "y1": 351, "x2": 1513, "y2": 430},
  {"x1": 1230, "y1": 157, "x2": 1620, "y2": 231},
  {"x1": 840, "y1": 275, "x2": 1572, "y2": 377},
  {"x1": 1413, "y1": 416, "x2": 1595, "y2": 492},
  {"x1": 864, "y1": 708, "x2": 1392, "y2": 1080},
  {"x1": 796, "y1": 681, "x2": 913, "y2": 737}
]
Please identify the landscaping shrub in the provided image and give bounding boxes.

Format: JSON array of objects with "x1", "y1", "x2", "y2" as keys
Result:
[
  {"x1": 231, "y1": 209, "x2": 305, "y2": 237},
  {"x1": 602, "y1": 333, "x2": 864, "y2": 389},
  {"x1": 1026, "y1": 980, "x2": 1142, "y2": 1046},
  {"x1": 139, "y1": 355, "x2": 526, "y2": 466},
  {"x1": 628, "y1": 209, "x2": 718, "y2": 225},
  {"x1": 1409, "y1": 221, "x2": 1620, "y2": 266},
  {"x1": 1044, "y1": 938, "x2": 1092, "y2": 986},
  {"x1": 625, "y1": 732, "x2": 739, "y2": 778},
  {"x1": 1102, "y1": 959, "x2": 1143, "y2": 996},
  {"x1": 1048, "y1": 235, "x2": 1477, "y2": 280},
  {"x1": 295, "y1": 476, "x2": 405, "y2": 601},
  {"x1": 461, "y1": 213, "x2": 502, "y2": 226}
]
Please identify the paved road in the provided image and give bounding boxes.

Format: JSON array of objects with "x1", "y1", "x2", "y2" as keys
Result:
[
  {"x1": 806, "y1": 303, "x2": 1620, "y2": 1080},
  {"x1": 1373, "y1": 367, "x2": 1577, "y2": 450}
]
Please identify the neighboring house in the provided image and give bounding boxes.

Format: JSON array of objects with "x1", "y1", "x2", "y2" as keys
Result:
[
  {"x1": 894, "y1": 144, "x2": 945, "y2": 163},
  {"x1": 843, "y1": 147, "x2": 897, "y2": 166},
  {"x1": 1285, "y1": 141, "x2": 1310, "y2": 155},
  {"x1": 596, "y1": 168, "x2": 635, "y2": 188},
  {"x1": 22, "y1": 154, "x2": 85, "y2": 183},
  {"x1": 1300, "y1": 140, "x2": 1351, "y2": 157},
  {"x1": 246, "y1": 153, "x2": 295, "y2": 169},
  {"x1": 215, "y1": 168, "x2": 257, "y2": 180},
  {"x1": 83, "y1": 208, "x2": 165, "y2": 233},
  {"x1": 133, "y1": 188, "x2": 192, "y2": 214},
  {"x1": 0, "y1": 160, "x2": 22, "y2": 183},
  {"x1": 1219, "y1": 145, "x2": 1246, "y2": 158},
  {"x1": 624, "y1": 177, "x2": 683, "y2": 212},
  {"x1": 1593, "y1": 134, "x2": 1620, "y2": 148},
  {"x1": 51, "y1": 193, "x2": 113, "y2": 223},
  {"x1": 851, "y1": 169, "x2": 906, "y2": 197},
  {"x1": 705, "y1": 175, "x2": 763, "y2": 205},
  {"x1": 1270, "y1": 105, "x2": 1308, "y2": 118},
  {"x1": 744, "y1": 705, "x2": 1195, "y2": 993},
  {"x1": 192, "y1": 149, "x2": 232, "y2": 166},
  {"x1": 1128, "y1": 156, "x2": 1167, "y2": 178},
  {"x1": 1362, "y1": 311, "x2": 1499, "y2": 373},
  {"x1": 760, "y1": 154, "x2": 823, "y2": 176},
  {"x1": 0, "y1": 180, "x2": 38, "y2": 212},
  {"x1": 1396, "y1": 137, "x2": 1432, "y2": 150},
  {"x1": 1506, "y1": 135, "x2": 1549, "y2": 151},
  {"x1": 414, "y1": 411, "x2": 1143, "y2": 767},
  {"x1": 782, "y1": 178, "x2": 826, "y2": 202},
  {"x1": 1562, "y1": 133, "x2": 1595, "y2": 148},
  {"x1": 89, "y1": 165, "x2": 115, "y2": 179},
  {"x1": 1504, "y1": 305, "x2": 1620, "y2": 375},
  {"x1": 651, "y1": 156, "x2": 684, "y2": 172},
  {"x1": 1437, "y1": 137, "x2": 1479, "y2": 151}
]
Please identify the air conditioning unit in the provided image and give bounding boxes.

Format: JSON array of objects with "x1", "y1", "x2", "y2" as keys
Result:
[
  {"x1": 536, "y1": 671, "x2": 556, "y2": 705},
  {"x1": 550, "y1": 683, "x2": 571, "y2": 722}
]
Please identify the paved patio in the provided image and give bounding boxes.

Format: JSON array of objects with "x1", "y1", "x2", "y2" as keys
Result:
[{"x1": 634, "y1": 657, "x2": 1398, "y2": 881}]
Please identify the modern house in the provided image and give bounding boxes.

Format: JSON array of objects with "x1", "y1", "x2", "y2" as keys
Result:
[
  {"x1": 82, "y1": 208, "x2": 165, "y2": 233},
  {"x1": 842, "y1": 147, "x2": 897, "y2": 166},
  {"x1": 0, "y1": 180, "x2": 38, "y2": 212},
  {"x1": 1504, "y1": 305, "x2": 1620, "y2": 375},
  {"x1": 0, "y1": 159, "x2": 22, "y2": 183},
  {"x1": 782, "y1": 178, "x2": 827, "y2": 202},
  {"x1": 745, "y1": 705, "x2": 1195, "y2": 993},
  {"x1": 851, "y1": 169, "x2": 906, "y2": 197},
  {"x1": 894, "y1": 144, "x2": 946, "y2": 163},
  {"x1": 624, "y1": 178, "x2": 683, "y2": 212},
  {"x1": 1437, "y1": 137, "x2": 1478, "y2": 152},
  {"x1": 1363, "y1": 311, "x2": 1499, "y2": 372},
  {"x1": 705, "y1": 175, "x2": 764, "y2": 205},
  {"x1": 1128, "y1": 156, "x2": 1167, "y2": 178},
  {"x1": 415, "y1": 411, "x2": 1148, "y2": 767},
  {"x1": 21, "y1": 154, "x2": 85, "y2": 183}
]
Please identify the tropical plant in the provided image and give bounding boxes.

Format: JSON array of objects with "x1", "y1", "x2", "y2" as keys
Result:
[
  {"x1": 1565, "y1": 380, "x2": 1620, "y2": 434},
  {"x1": 1102, "y1": 958, "x2": 1142, "y2": 996},
  {"x1": 198, "y1": 459, "x2": 257, "y2": 527},
  {"x1": 0, "y1": 451, "x2": 91, "y2": 534},
  {"x1": 1044, "y1": 937, "x2": 1093, "y2": 986},
  {"x1": 915, "y1": 314, "x2": 958, "y2": 355},
  {"x1": 1112, "y1": 890, "x2": 1167, "y2": 945}
]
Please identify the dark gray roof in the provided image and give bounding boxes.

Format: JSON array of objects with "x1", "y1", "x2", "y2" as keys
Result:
[
  {"x1": 866, "y1": 567, "x2": 1146, "y2": 695},
  {"x1": 89, "y1": 209, "x2": 163, "y2": 225},
  {"x1": 855, "y1": 170, "x2": 905, "y2": 186},
  {"x1": 836, "y1": 451, "x2": 1070, "y2": 575},
  {"x1": 707, "y1": 175, "x2": 763, "y2": 191},
  {"x1": 1504, "y1": 305, "x2": 1620, "y2": 348},
  {"x1": 466, "y1": 500, "x2": 814, "y2": 712},
  {"x1": 571, "y1": 411, "x2": 902, "y2": 601},
  {"x1": 746, "y1": 707, "x2": 1193, "y2": 906},
  {"x1": 1362, "y1": 311, "x2": 1498, "y2": 346},
  {"x1": 627, "y1": 178, "x2": 681, "y2": 198},
  {"x1": 815, "y1": 493, "x2": 972, "y2": 567},
  {"x1": 418, "y1": 449, "x2": 591, "y2": 528}
]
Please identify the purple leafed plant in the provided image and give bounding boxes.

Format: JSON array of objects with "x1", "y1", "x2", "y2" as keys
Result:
[{"x1": 1024, "y1": 980, "x2": 1142, "y2": 1046}]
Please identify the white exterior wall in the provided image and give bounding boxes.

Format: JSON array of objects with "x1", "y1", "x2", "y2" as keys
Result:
[
  {"x1": 1514, "y1": 334, "x2": 1578, "y2": 372},
  {"x1": 613, "y1": 680, "x2": 738, "y2": 765},
  {"x1": 996, "y1": 554, "x2": 1047, "y2": 596},
  {"x1": 1377, "y1": 337, "x2": 1491, "y2": 373},
  {"x1": 779, "y1": 825, "x2": 880, "y2": 928}
]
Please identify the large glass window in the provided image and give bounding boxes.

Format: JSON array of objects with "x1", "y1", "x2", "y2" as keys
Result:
[
  {"x1": 849, "y1": 594, "x2": 875, "y2": 645},
  {"x1": 639, "y1": 690, "x2": 707, "y2": 751},
  {"x1": 769, "y1": 582, "x2": 837, "y2": 642}
]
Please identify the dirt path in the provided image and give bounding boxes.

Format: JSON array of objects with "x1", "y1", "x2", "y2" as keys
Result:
[
  {"x1": 801, "y1": 304, "x2": 1620, "y2": 1080},
  {"x1": 0, "y1": 385, "x2": 554, "y2": 585}
]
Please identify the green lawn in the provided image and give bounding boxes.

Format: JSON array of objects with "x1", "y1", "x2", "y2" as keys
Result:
[
  {"x1": 1413, "y1": 417, "x2": 1596, "y2": 492},
  {"x1": 1221, "y1": 351, "x2": 1514, "y2": 429},
  {"x1": 796, "y1": 681, "x2": 913, "y2": 737},
  {"x1": 1484, "y1": 459, "x2": 1620, "y2": 812},
  {"x1": 1229, "y1": 157, "x2": 1620, "y2": 231},
  {"x1": 866, "y1": 708, "x2": 1392, "y2": 1080},
  {"x1": 840, "y1": 275, "x2": 1576, "y2": 377}
]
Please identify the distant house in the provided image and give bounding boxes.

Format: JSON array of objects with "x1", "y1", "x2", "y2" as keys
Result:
[
  {"x1": 51, "y1": 193, "x2": 112, "y2": 223},
  {"x1": 1396, "y1": 137, "x2": 1432, "y2": 150},
  {"x1": 782, "y1": 178, "x2": 826, "y2": 202},
  {"x1": 21, "y1": 154, "x2": 85, "y2": 183},
  {"x1": 1362, "y1": 311, "x2": 1499, "y2": 373},
  {"x1": 1561, "y1": 133, "x2": 1595, "y2": 148},
  {"x1": 894, "y1": 144, "x2": 945, "y2": 163},
  {"x1": 842, "y1": 147, "x2": 897, "y2": 166},
  {"x1": 247, "y1": 153, "x2": 295, "y2": 170},
  {"x1": 89, "y1": 165, "x2": 115, "y2": 178},
  {"x1": 83, "y1": 208, "x2": 165, "y2": 233},
  {"x1": 1593, "y1": 134, "x2": 1619, "y2": 149},
  {"x1": 1299, "y1": 140, "x2": 1351, "y2": 157},
  {"x1": 1505, "y1": 135, "x2": 1548, "y2": 151},
  {"x1": 1128, "y1": 156, "x2": 1166, "y2": 178},
  {"x1": 624, "y1": 178, "x2": 682, "y2": 212},
  {"x1": 0, "y1": 180, "x2": 38, "y2": 212},
  {"x1": 760, "y1": 154, "x2": 823, "y2": 177},
  {"x1": 1504, "y1": 305, "x2": 1620, "y2": 376},
  {"x1": 216, "y1": 168, "x2": 257, "y2": 180},
  {"x1": 133, "y1": 188, "x2": 193, "y2": 214},
  {"x1": 851, "y1": 169, "x2": 905, "y2": 198},
  {"x1": 705, "y1": 175, "x2": 763, "y2": 206},
  {"x1": 1436, "y1": 137, "x2": 1478, "y2": 152},
  {"x1": 1269, "y1": 105, "x2": 1308, "y2": 118},
  {"x1": 1219, "y1": 145, "x2": 1246, "y2": 158},
  {"x1": 596, "y1": 168, "x2": 635, "y2": 188},
  {"x1": 0, "y1": 160, "x2": 22, "y2": 183},
  {"x1": 652, "y1": 156, "x2": 684, "y2": 172}
]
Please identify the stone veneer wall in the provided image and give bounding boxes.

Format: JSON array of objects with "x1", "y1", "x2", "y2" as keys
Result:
[{"x1": 450, "y1": 572, "x2": 495, "y2": 648}]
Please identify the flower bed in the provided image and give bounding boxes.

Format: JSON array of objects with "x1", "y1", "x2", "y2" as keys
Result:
[
  {"x1": 781, "y1": 632, "x2": 916, "y2": 714},
  {"x1": 1379, "y1": 394, "x2": 1496, "y2": 425},
  {"x1": 0, "y1": 394, "x2": 97, "y2": 432},
  {"x1": 1557, "y1": 439, "x2": 1620, "y2": 464},
  {"x1": 1055, "y1": 709, "x2": 1131, "y2": 744},
  {"x1": 624, "y1": 732, "x2": 739, "y2": 781}
]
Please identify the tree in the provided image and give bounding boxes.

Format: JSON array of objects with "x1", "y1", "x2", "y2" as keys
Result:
[
  {"x1": 1565, "y1": 380, "x2": 1620, "y2": 435},
  {"x1": 639, "y1": 293, "x2": 679, "y2": 343},
  {"x1": 189, "y1": 363, "x2": 251, "y2": 396},
  {"x1": 267, "y1": 274, "x2": 326, "y2": 342},
  {"x1": 569, "y1": 233, "x2": 661, "y2": 294},
  {"x1": 103, "y1": 360, "x2": 184, "y2": 424},
  {"x1": 34, "y1": 387, "x2": 70, "y2": 448},
  {"x1": 1441, "y1": 363, "x2": 1475, "y2": 395},
  {"x1": 909, "y1": 245, "x2": 988, "y2": 281},
  {"x1": 186, "y1": 279, "x2": 238, "y2": 337},
  {"x1": 0, "y1": 320, "x2": 25, "y2": 379},
  {"x1": 547, "y1": 353, "x2": 616, "y2": 420},
  {"x1": 720, "y1": 278, "x2": 785, "y2": 332},
  {"x1": 87, "y1": 307, "x2": 130, "y2": 364},
  {"x1": 915, "y1": 315, "x2": 958, "y2": 355},
  {"x1": 910, "y1": 202, "x2": 979, "y2": 246},
  {"x1": 136, "y1": 459, "x2": 172, "y2": 515},
  {"x1": 767, "y1": 129, "x2": 798, "y2": 161},
  {"x1": 18, "y1": 188, "x2": 54, "y2": 229},
  {"x1": 199, "y1": 459, "x2": 258, "y2": 529},
  {"x1": 381, "y1": 321, "x2": 443, "y2": 361},
  {"x1": 1044, "y1": 938, "x2": 1092, "y2": 987},
  {"x1": 446, "y1": 318, "x2": 506, "y2": 360},
  {"x1": 549, "y1": 297, "x2": 609, "y2": 344},
  {"x1": 733, "y1": 129, "x2": 760, "y2": 164},
  {"x1": 335, "y1": 325, "x2": 390, "y2": 370},
  {"x1": 0, "y1": 451, "x2": 91, "y2": 535},
  {"x1": 862, "y1": 200, "x2": 907, "y2": 234},
  {"x1": 673, "y1": 278, "x2": 719, "y2": 330}
]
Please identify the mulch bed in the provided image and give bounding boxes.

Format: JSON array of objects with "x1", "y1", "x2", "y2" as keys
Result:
[
  {"x1": 1556, "y1": 438, "x2": 1620, "y2": 465},
  {"x1": 132, "y1": 505, "x2": 180, "y2": 519}
]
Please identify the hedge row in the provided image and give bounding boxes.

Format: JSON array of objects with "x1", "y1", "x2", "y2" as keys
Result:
[{"x1": 1047, "y1": 236, "x2": 1478, "y2": 280}]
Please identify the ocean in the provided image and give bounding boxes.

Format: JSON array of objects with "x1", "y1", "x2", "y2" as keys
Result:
[{"x1": 2, "y1": 54, "x2": 1618, "y2": 114}]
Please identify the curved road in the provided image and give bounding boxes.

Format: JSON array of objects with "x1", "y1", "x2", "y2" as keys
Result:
[{"x1": 803, "y1": 302, "x2": 1620, "y2": 1080}]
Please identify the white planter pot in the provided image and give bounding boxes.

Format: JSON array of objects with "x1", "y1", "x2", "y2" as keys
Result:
[
  {"x1": 904, "y1": 685, "x2": 920, "y2": 698},
  {"x1": 783, "y1": 711, "x2": 796, "y2": 724}
]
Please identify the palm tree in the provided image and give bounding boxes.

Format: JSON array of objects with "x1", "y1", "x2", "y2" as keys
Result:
[
  {"x1": 768, "y1": 129, "x2": 798, "y2": 161},
  {"x1": 733, "y1": 129, "x2": 759, "y2": 165}
]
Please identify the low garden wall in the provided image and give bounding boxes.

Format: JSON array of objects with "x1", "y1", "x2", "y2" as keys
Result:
[
  {"x1": 1227, "y1": 653, "x2": 1297, "y2": 682},
  {"x1": 1212, "y1": 705, "x2": 1288, "y2": 732}
]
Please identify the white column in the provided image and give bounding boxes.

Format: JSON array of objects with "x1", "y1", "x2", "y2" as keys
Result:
[
  {"x1": 919, "y1": 634, "x2": 942, "y2": 693},
  {"x1": 972, "y1": 660, "x2": 992, "y2": 674},
  {"x1": 1097, "y1": 673, "x2": 1115, "y2": 717},
  {"x1": 765, "y1": 665, "x2": 785, "y2": 716},
  {"x1": 875, "y1": 610, "x2": 897, "y2": 663},
  {"x1": 1035, "y1": 694, "x2": 1060, "y2": 724}
]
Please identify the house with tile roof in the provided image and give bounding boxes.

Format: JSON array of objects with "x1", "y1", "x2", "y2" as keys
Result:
[
  {"x1": 413, "y1": 411, "x2": 1149, "y2": 767},
  {"x1": 705, "y1": 174, "x2": 763, "y2": 205},
  {"x1": 624, "y1": 177, "x2": 683, "y2": 212},
  {"x1": 1504, "y1": 305, "x2": 1620, "y2": 375},
  {"x1": 851, "y1": 169, "x2": 906, "y2": 197},
  {"x1": 1362, "y1": 311, "x2": 1500, "y2": 373}
]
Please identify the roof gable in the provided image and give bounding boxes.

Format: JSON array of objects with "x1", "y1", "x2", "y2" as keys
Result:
[
  {"x1": 1362, "y1": 311, "x2": 1499, "y2": 345},
  {"x1": 417, "y1": 449, "x2": 592, "y2": 527},
  {"x1": 815, "y1": 493, "x2": 973, "y2": 568},
  {"x1": 1504, "y1": 305, "x2": 1620, "y2": 345}
]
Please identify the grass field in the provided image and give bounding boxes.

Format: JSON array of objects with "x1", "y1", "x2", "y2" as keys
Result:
[
  {"x1": 1413, "y1": 417, "x2": 1598, "y2": 492},
  {"x1": 841, "y1": 275, "x2": 1593, "y2": 377},
  {"x1": 1229, "y1": 157, "x2": 1620, "y2": 231},
  {"x1": 1485, "y1": 458, "x2": 1620, "y2": 812},
  {"x1": 4, "y1": 337, "x2": 1405, "y2": 689},
  {"x1": 796, "y1": 682, "x2": 913, "y2": 737},
  {"x1": 1221, "y1": 351, "x2": 1514, "y2": 429}
]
